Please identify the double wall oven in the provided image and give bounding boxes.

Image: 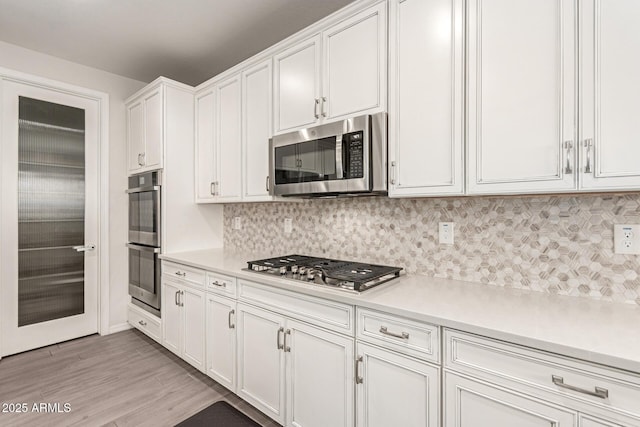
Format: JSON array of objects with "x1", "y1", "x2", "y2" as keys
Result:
[{"x1": 127, "y1": 171, "x2": 161, "y2": 316}]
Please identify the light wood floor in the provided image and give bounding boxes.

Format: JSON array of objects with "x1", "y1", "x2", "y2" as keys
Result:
[{"x1": 0, "y1": 329, "x2": 280, "y2": 427}]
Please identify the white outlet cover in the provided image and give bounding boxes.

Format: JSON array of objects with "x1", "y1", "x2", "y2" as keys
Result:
[
  {"x1": 614, "y1": 224, "x2": 640, "y2": 254},
  {"x1": 233, "y1": 217, "x2": 242, "y2": 230},
  {"x1": 439, "y1": 222, "x2": 454, "y2": 245},
  {"x1": 284, "y1": 218, "x2": 293, "y2": 234}
]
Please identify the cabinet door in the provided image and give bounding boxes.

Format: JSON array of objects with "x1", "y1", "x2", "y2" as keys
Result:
[
  {"x1": 162, "y1": 280, "x2": 182, "y2": 356},
  {"x1": 579, "y1": 0, "x2": 640, "y2": 191},
  {"x1": 205, "y1": 294, "x2": 236, "y2": 391},
  {"x1": 127, "y1": 99, "x2": 144, "y2": 174},
  {"x1": 356, "y1": 342, "x2": 439, "y2": 427},
  {"x1": 215, "y1": 75, "x2": 242, "y2": 202},
  {"x1": 195, "y1": 89, "x2": 216, "y2": 202},
  {"x1": 242, "y1": 60, "x2": 273, "y2": 201},
  {"x1": 467, "y1": 0, "x2": 577, "y2": 195},
  {"x1": 285, "y1": 319, "x2": 354, "y2": 427},
  {"x1": 388, "y1": 0, "x2": 464, "y2": 197},
  {"x1": 580, "y1": 414, "x2": 626, "y2": 427},
  {"x1": 444, "y1": 372, "x2": 577, "y2": 427},
  {"x1": 273, "y1": 35, "x2": 321, "y2": 134},
  {"x1": 143, "y1": 86, "x2": 163, "y2": 170},
  {"x1": 236, "y1": 303, "x2": 286, "y2": 425},
  {"x1": 182, "y1": 286, "x2": 205, "y2": 372},
  {"x1": 323, "y1": 2, "x2": 386, "y2": 121}
]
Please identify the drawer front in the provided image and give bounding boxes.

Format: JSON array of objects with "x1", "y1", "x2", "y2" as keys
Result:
[
  {"x1": 128, "y1": 304, "x2": 161, "y2": 342},
  {"x1": 206, "y1": 271, "x2": 237, "y2": 297},
  {"x1": 444, "y1": 329, "x2": 640, "y2": 420},
  {"x1": 357, "y1": 308, "x2": 439, "y2": 363},
  {"x1": 163, "y1": 261, "x2": 205, "y2": 288},
  {"x1": 238, "y1": 280, "x2": 354, "y2": 335}
]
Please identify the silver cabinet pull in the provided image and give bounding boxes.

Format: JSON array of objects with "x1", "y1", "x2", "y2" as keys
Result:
[
  {"x1": 266, "y1": 176, "x2": 270, "y2": 192},
  {"x1": 228, "y1": 309, "x2": 235, "y2": 329},
  {"x1": 73, "y1": 244, "x2": 96, "y2": 252},
  {"x1": 379, "y1": 326, "x2": 409, "y2": 340},
  {"x1": 277, "y1": 327, "x2": 284, "y2": 350},
  {"x1": 180, "y1": 290, "x2": 184, "y2": 307},
  {"x1": 551, "y1": 375, "x2": 608, "y2": 399},
  {"x1": 210, "y1": 182, "x2": 215, "y2": 196},
  {"x1": 175, "y1": 290, "x2": 180, "y2": 306},
  {"x1": 175, "y1": 271, "x2": 186, "y2": 277},
  {"x1": 314, "y1": 98, "x2": 320, "y2": 119},
  {"x1": 584, "y1": 138, "x2": 593, "y2": 174},
  {"x1": 138, "y1": 320, "x2": 147, "y2": 326},
  {"x1": 563, "y1": 141, "x2": 573, "y2": 174},
  {"x1": 139, "y1": 153, "x2": 146, "y2": 166},
  {"x1": 390, "y1": 161, "x2": 396, "y2": 185},
  {"x1": 355, "y1": 356, "x2": 364, "y2": 384},
  {"x1": 211, "y1": 280, "x2": 226, "y2": 288},
  {"x1": 321, "y1": 97, "x2": 327, "y2": 117},
  {"x1": 284, "y1": 329, "x2": 291, "y2": 352}
]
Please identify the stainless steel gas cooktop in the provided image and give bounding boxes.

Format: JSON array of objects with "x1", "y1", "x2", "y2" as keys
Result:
[{"x1": 246, "y1": 255, "x2": 402, "y2": 292}]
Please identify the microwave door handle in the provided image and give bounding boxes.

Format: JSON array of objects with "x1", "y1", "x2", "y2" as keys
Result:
[{"x1": 336, "y1": 135, "x2": 343, "y2": 179}]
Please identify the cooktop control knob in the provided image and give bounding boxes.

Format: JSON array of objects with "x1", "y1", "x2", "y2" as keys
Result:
[
  {"x1": 291, "y1": 265, "x2": 298, "y2": 274},
  {"x1": 298, "y1": 267, "x2": 307, "y2": 276},
  {"x1": 307, "y1": 269, "x2": 315, "y2": 280},
  {"x1": 279, "y1": 266, "x2": 287, "y2": 275}
]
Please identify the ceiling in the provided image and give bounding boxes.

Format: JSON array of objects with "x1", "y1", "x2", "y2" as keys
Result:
[{"x1": 0, "y1": 0, "x2": 354, "y2": 86}]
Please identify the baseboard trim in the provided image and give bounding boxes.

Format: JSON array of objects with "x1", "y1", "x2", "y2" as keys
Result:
[{"x1": 108, "y1": 322, "x2": 132, "y2": 334}]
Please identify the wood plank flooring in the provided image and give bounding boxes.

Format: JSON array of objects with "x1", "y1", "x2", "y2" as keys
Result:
[{"x1": 0, "y1": 329, "x2": 280, "y2": 427}]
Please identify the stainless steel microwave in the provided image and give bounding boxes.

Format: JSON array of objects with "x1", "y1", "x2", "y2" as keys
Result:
[{"x1": 269, "y1": 113, "x2": 387, "y2": 197}]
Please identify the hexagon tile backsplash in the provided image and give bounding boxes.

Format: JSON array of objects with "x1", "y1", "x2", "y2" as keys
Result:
[{"x1": 223, "y1": 194, "x2": 640, "y2": 305}]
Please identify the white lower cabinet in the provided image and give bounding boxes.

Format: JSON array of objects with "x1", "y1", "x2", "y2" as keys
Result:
[
  {"x1": 444, "y1": 372, "x2": 577, "y2": 427},
  {"x1": 161, "y1": 279, "x2": 205, "y2": 372},
  {"x1": 236, "y1": 302, "x2": 355, "y2": 427},
  {"x1": 205, "y1": 293, "x2": 236, "y2": 391},
  {"x1": 356, "y1": 342, "x2": 439, "y2": 427}
]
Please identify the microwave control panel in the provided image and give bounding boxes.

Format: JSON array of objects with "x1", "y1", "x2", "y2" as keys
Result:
[{"x1": 345, "y1": 131, "x2": 364, "y2": 179}]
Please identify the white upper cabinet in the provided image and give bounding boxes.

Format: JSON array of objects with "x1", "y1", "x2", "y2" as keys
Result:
[
  {"x1": 388, "y1": 0, "x2": 464, "y2": 197},
  {"x1": 194, "y1": 74, "x2": 242, "y2": 203},
  {"x1": 579, "y1": 0, "x2": 640, "y2": 191},
  {"x1": 466, "y1": 0, "x2": 577, "y2": 195},
  {"x1": 273, "y1": 35, "x2": 321, "y2": 134},
  {"x1": 126, "y1": 84, "x2": 164, "y2": 174},
  {"x1": 273, "y1": 2, "x2": 387, "y2": 134},
  {"x1": 242, "y1": 60, "x2": 274, "y2": 201}
]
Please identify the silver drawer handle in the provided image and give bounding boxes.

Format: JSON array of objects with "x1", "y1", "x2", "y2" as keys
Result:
[
  {"x1": 551, "y1": 375, "x2": 608, "y2": 399},
  {"x1": 175, "y1": 271, "x2": 186, "y2": 277},
  {"x1": 138, "y1": 320, "x2": 147, "y2": 326},
  {"x1": 211, "y1": 280, "x2": 226, "y2": 288},
  {"x1": 379, "y1": 326, "x2": 409, "y2": 340},
  {"x1": 355, "y1": 356, "x2": 364, "y2": 384}
]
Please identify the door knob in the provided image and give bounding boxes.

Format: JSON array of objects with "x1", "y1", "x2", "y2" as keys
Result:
[{"x1": 73, "y1": 244, "x2": 96, "y2": 252}]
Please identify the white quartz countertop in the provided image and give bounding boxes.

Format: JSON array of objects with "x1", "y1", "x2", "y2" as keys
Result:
[{"x1": 160, "y1": 248, "x2": 640, "y2": 374}]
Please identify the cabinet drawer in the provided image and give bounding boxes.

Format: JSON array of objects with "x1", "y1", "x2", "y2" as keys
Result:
[
  {"x1": 444, "y1": 329, "x2": 640, "y2": 419},
  {"x1": 128, "y1": 304, "x2": 161, "y2": 342},
  {"x1": 238, "y1": 280, "x2": 354, "y2": 335},
  {"x1": 357, "y1": 308, "x2": 439, "y2": 363},
  {"x1": 162, "y1": 261, "x2": 205, "y2": 288},
  {"x1": 206, "y1": 271, "x2": 237, "y2": 297}
]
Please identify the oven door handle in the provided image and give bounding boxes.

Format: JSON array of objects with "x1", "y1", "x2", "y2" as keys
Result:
[
  {"x1": 127, "y1": 243, "x2": 161, "y2": 253},
  {"x1": 126, "y1": 185, "x2": 161, "y2": 194},
  {"x1": 336, "y1": 134, "x2": 344, "y2": 179}
]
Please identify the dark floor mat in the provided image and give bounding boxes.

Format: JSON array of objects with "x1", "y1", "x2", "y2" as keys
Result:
[{"x1": 175, "y1": 400, "x2": 262, "y2": 427}]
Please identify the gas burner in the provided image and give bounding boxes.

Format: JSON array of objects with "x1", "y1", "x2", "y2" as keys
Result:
[{"x1": 246, "y1": 255, "x2": 402, "y2": 292}]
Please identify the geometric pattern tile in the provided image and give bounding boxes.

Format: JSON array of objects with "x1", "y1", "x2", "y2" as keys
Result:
[{"x1": 224, "y1": 194, "x2": 640, "y2": 305}]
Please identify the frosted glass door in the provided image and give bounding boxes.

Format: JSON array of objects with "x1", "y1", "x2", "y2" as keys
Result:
[
  {"x1": 1, "y1": 80, "x2": 99, "y2": 357},
  {"x1": 18, "y1": 97, "x2": 86, "y2": 326}
]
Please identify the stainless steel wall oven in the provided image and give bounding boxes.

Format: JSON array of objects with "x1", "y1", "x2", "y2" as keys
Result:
[{"x1": 127, "y1": 171, "x2": 161, "y2": 316}]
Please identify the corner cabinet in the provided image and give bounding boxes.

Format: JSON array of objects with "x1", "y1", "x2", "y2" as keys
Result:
[
  {"x1": 196, "y1": 59, "x2": 274, "y2": 203},
  {"x1": 273, "y1": 2, "x2": 387, "y2": 134},
  {"x1": 388, "y1": 0, "x2": 464, "y2": 197},
  {"x1": 126, "y1": 83, "x2": 164, "y2": 174},
  {"x1": 466, "y1": 0, "x2": 577, "y2": 195}
]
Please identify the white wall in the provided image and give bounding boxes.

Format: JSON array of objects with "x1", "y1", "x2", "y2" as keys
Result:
[{"x1": 0, "y1": 41, "x2": 147, "y2": 331}]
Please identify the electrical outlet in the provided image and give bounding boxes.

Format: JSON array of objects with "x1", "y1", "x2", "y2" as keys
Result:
[
  {"x1": 232, "y1": 217, "x2": 242, "y2": 230},
  {"x1": 614, "y1": 224, "x2": 640, "y2": 254},
  {"x1": 439, "y1": 222, "x2": 454, "y2": 245},
  {"x1": 284, "y1": 218, "x2": 293, "y2": 234}
]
